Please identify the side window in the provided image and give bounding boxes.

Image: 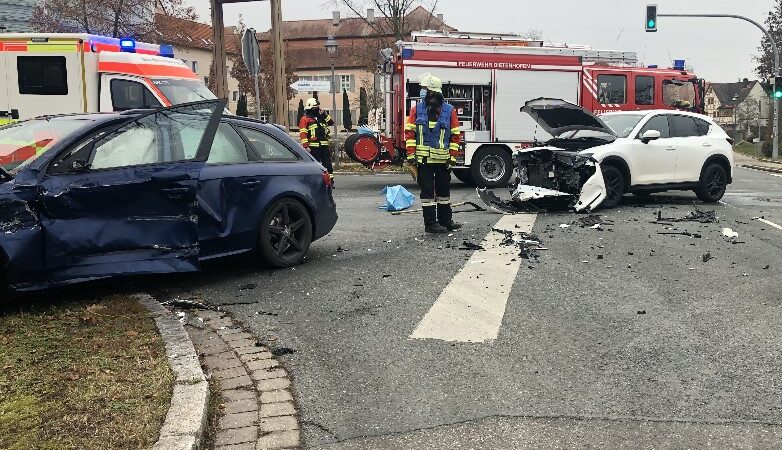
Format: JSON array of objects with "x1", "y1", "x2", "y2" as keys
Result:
[
  {"x1": 238, "y1": 127, "x2": 300, "y2": 162},
  {"x1": 17, "y1": 56, "x2": 68, "y2": 95},
  {"x1": 638, "y1": 115, "x2": 670, "y2": 139},
  {"x1": 635, "y1": 75, "x2": 654, "y2": 105},
  {"x1": 207, "y1": 123, "x2": 257, "y2": 164},
  {"x1": 89, "y1": 103, "x2": 219, "y2": 169},
  {"x1": 111, "y1": 79, "x2": 162, "y2": 111},
  {"x1": 694, "y1": 118, "x2": 711, "y2": 136},
  {"x1": 669, "y1": 115, "x2": 700, "y2": 138},
  {"x1": 597, "y1": 74, "x2": 627, "y2": 104}
]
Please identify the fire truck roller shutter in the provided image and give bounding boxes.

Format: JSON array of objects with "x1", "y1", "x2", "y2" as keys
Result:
[
  {"x1": 493, "y1": 69, "x2": 579, "y2": 142},
  {"x1": 404, "y1": 67, "x2": 491, "y2": 86}
]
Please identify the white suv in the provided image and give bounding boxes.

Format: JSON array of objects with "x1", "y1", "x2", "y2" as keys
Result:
[{"x1": 497, "y1": 99, "x2": 734, "y2": 211}]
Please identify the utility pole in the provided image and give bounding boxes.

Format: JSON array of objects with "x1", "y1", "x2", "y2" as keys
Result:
[
  {"x1": 270, "y1": 0, "x2": 288, "y2": 127},
  {"x1": 210, "y1": 0, "x2": 228, "y2": 99},
  {"x1": 656, "y1": 13, "x2": 779, "y2": 159}
]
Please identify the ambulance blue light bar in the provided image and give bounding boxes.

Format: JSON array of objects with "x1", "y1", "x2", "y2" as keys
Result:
[
  {"x1": 119, "y1": 38, "x2": 136, "y2": 53},
  {"x1": 159, "y1": 44, "x2": 175, "y2": 58}
]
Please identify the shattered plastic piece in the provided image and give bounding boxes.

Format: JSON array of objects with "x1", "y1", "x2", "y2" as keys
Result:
[
  {"x1": 460, "y1": 241, "x2": 484, "y2": 251},
  {"x1": 764, "y1": 265, "x2": 771, "y2": 270},
  {"x1": 657, "y1": 210, "x2": 717, "y2": 224},
  {"x1": 379, "y1": 185, "x2": 415, "y2": 211},
  {"x1": 702, "y1": 252, "x2": 712, "y2": 263},
  {"x1": 559, "y1": 224, "x2": 570, "y2": 228},
  {"x1": 721, "y1": 228, "x2": 739, "y2": 238},
  {"x1": 637, "y1": 310, "x2": 646, "y2": 315}
]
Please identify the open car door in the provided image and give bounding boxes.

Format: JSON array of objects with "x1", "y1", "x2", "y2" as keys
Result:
[{"x1": 38, "y1": 100, "x2": 225, "y2": 283}]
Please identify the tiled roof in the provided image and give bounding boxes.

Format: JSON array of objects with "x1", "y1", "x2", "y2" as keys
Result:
[
  {"x1": 153, "y1": 14, "x2": 240, "y2": 54},
  {"x1": 709, "y1": 80, "x2": 758, "y2": 109}
]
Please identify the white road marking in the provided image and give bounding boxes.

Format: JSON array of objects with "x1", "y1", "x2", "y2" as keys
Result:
[
  {"x1": 410, "y1": 213, "x2": 537, "y2": 343},
  {"x1": 756, "y1": 217, "x2": 782, "y2": 231}
]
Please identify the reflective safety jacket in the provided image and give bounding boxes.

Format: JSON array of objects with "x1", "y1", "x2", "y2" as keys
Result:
[
  {"x1": 404, "y1": 101, "x2": 460, "y2": 164},
  {"x1": 298, "y1": 113, "x2": 334, "y2": 149}
]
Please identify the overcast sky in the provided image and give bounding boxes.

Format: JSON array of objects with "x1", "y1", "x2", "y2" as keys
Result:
[{"x1": 185, "y1": 0, "x2": 774, "y2": 82}]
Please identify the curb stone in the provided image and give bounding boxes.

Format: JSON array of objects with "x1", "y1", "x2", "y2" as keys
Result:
[
  {"x1": 183, "y1": 309, "x2": 301, "y2": 450},
  {"x1": 137, "y1": 293, "x2": 210, "y2": 450},
  {"x1": 741, "y1": 163, "x2": 782, "y2": 175}
]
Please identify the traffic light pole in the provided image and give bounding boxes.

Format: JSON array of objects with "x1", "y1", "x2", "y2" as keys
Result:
[{"x1": 658, "y1": 13, "x2": 779, "y2": 159}]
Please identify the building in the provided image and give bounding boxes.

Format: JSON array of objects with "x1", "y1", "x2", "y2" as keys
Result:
[
  {"x1": 705, "y1": 79, "x2": 770, "y2": 141},
  {"x1": 258, "y1": 6, "x2": 455, "y2": 129},
  {"x1": 0, "y1": 0, "x2": 36, "y2": 32},
  {"x1": 152, "y1": 14, "x2": 244, "y2": 114}
]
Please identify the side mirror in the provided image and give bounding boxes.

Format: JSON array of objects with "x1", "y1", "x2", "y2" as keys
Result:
[
  {"x1": 640, "y1": 129, "x2": 661, "y2": 144},
  {"x1": 70, "y1": 160, "x2": 90, "y2": 172}
]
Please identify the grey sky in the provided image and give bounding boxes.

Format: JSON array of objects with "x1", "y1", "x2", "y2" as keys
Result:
[{"x1": 185, "y1": 0, "x2": 774, "y2": 82}]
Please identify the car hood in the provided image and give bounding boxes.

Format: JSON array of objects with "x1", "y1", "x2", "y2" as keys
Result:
[{"x1": 521, "y1": 98, "x2": 616, "y2": 137}]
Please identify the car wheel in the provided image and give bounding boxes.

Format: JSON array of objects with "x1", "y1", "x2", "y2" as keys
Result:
[
  {"x1": 470, "y1": 147, "x2": 513, "y2": 188},
  {"x1": 601, "y1": 165, "x2": 625, "y2": 209},
  {"x1": 453, "y1": 169, "x2": 477, "y2": 187},
  {"x1": 258, "y1": 198, "x2": 313, "y2": 268},
  {"x1": 695, "y1": 164, "x2": 727, "y2": 203}
]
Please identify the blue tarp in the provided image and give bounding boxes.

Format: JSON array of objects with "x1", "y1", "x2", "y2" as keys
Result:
[{"x1": 379, "y1": 185, "x2": 415, "y2": 211}]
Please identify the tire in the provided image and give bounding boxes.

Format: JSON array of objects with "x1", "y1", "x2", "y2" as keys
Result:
[
  {"x1": 257, "y1": 198, "x2": 313, "y2": 268},
  {"x1": 470, "y1": 147, "x2": 513, "y2": 188},
  {"x1": 632, "y1": 191, "x2": 653, "y2": 198},
  {"x1": 695, "y1": 164, "x2": 727, "y2": 203},
  {"x1": 600, "y1": 165, "x2": 625, "y2": 209},
  {"x1": 453, "y1": 169, "x2": 477, "y2": 187}
]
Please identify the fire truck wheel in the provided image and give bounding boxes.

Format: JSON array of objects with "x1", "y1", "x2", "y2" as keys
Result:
[
  {"x1": 453, "y1": 169, "x2": 477, "y2": 186},
  {"x1": 470, "y1": 147, "x2": 513, "y2": 188}
]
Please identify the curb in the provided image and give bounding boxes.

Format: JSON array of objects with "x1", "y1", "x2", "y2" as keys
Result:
[
  {"x1": 137, "y1": 294, "x2": 210, "y2": 450},
  {"x1": 741, "y1": 164, "x2": 782, "y2": 175}
]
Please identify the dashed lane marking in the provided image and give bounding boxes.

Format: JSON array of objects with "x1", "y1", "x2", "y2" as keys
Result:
[
  {"x1": 410, "y1": 213, "x2": 537, "y2": 343},
  {"x1": 756, "y1": 217, "x2": 782, "y2": 231}
]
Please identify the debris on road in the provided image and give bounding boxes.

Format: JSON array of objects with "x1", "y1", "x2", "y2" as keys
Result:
[
  {"x1": 722, "y1": 228, "x2": 739, "y2": 238},
  {"x1": 460, "y1": 241, "x2": 484, "y2": 251},
  {"x1": 238, "y1": 283, "x2": 257, "y2": 291},
  {"x1": 492, "y1": 228, "x2": 545, "y2": 260},
  {"x1": 271, "y1": 347, "x2": 296, "y2": 356},
  {"x1": 637, "y1": 310, "x2": 646, "y2": 315},
  {"x1": 575, "y1": 214, "x2": 613, "y2": 228},
  {"x1": 702, "y1": 252, "x2": 713, "y2": 263},
  {"x1": 379, "y1": 185, "x2": 415, "y2": 211},
  {"x1": 656, "y1": 209, "x2": 717, "y2": 223},
  {"x1": 559, "y1": 224, "x2": 570, "y2": 228}
]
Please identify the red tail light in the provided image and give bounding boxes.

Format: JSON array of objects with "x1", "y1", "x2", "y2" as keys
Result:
[{"x1": 322, "y1": 171, "x2": 333, "y2": 188}]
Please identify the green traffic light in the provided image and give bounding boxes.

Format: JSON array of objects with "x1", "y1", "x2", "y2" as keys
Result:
[
  {"x1": 775, "y1": 90, "x2": 782, "y2": 99},
  {"x1": 648, "y1": 19, "x2": 655, "y2": 28}
]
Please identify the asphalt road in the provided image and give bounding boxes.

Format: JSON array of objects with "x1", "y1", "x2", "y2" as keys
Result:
[{"x1": 147, "y1": 159, "x2": 782, "y2": 449}]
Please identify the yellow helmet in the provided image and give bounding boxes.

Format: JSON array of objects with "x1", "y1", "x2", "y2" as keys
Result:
[
  {"x1": 305, "y1": 98, "x2": 320, "y2": 110},
  {"x1": 419, "y1": 73, "x2": 443, "y2": 94}
]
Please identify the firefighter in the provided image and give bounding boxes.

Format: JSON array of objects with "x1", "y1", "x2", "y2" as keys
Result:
[
  {"x1": 405, "y1": 74, "x2": 462, "y2": 234},
  {"x1": 299, "y1": 98, "x2": 335, "y2": 178}
]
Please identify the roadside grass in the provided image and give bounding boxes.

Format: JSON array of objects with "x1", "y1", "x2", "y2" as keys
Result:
[
  {"x1": 734, "y1": 141, "x2": 763, "y2": 158},
  {"x1": 0, "y1": 295, "x2": 173, "y2": 450}
]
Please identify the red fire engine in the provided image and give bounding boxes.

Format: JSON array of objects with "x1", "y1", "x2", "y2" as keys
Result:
[{"x1": 344, "y1": 31, "x2": 705, "y2": 187}]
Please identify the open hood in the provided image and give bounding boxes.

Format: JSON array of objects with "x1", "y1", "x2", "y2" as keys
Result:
[{"x1": 521, "y1": 98, "x2": 615, "y2": 137}]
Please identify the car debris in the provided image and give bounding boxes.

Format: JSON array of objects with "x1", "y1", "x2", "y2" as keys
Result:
[
  {"x1": 655, "y1": 210, "x2": 717, "y2": 223},
  {"x1": 721, "y1": 228, "x2": 739, "y2": 238},
  {"x1": 492, "y1": 228, "x2": 545, "y2": 260},
  {"x1": 702, "y1": 252, "x2": 713, "y2": 263},
  {"x1": 460, "y1": 241, "x2": 484, "y2": 251}
]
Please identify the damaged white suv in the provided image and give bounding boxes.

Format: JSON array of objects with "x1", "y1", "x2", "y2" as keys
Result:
[{"x1": 490, "y1": 99, "x2": 734, "y2": 212}]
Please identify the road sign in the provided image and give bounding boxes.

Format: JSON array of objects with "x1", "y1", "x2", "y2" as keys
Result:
[
  {"x1": 241, "y1": 28, "x2": 260, "y2": 76},
  {"x1": 290, "y1": 79, "x2": 332, "y2": 92}
]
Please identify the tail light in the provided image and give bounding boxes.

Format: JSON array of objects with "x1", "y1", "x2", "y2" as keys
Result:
[
  {"x1": 322, "y1": 171, "x2": 333, "y2": 188},
  {"x1": 726, "y1": 137, "x2": 735, "y2": 145}
]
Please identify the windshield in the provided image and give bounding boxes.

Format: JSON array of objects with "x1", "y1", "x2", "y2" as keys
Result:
[
  {"x1": 152, "y1": 78, "x2": 217, "y2": 104},
  {"x1": 599, "y1": 114, "x2": 645, "y2": 138},
  {"x1": 663, "y1": 79, "x2": 697, "y2": 109},
  {"x1": 0, "y1": 118, "x2": 92, "y2": 174}
]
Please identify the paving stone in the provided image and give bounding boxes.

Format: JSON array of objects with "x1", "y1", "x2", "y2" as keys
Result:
[
  {"x1": 198, "y1": 341, "x2": 232, "y2": 356},
  {"x1": 219, "y1": 374, "x2": 253, "y2": 390},
  {"x1": 214, "y1": 426, "x2": 258, "y2": 447},
  {"x1": 216, "y1": 327, "x2": 245, "y2": 337},
  {"x1": 212, "y1": 366, "x2": 249, "y2": 380},
  {"x1": 255, "y1": 430, "x2": 299, "y2": 449},
  {"x1": 250, "y1": 368, "x2": 286, "y2": 382},
  {"x1": 219, "y1": 411, "x2": 258, "y2": 430},
  {"x1": 239, "y1": 351, "x2": 273, "y2": 364},
  {"x1": 223, "y1": 388, "x2": 256, "y2": 402},
  {"x1": 206, "y1": 318, "x2": 234, "y2": 329},
  {"x1": 246, "y1": 358, "x2": 279, "y2": 372},
  {"x1": 223, "y1": 332, "x2": 255, "y2": 343},
  {"x1": 194, "y1": 310, "x2": 225, "y2": 321},
  {"x1": 215, "y1": 443, "x2": 255, "y2": 450},
  {"x1": 259, "y1": 415, "x2": 299, "y2": 433},
  {"x1": 227, "y1": 340, "x2": 258, "y2": 352},
  {"x1": 256, "y1": 377, "x2": 291, "y2": 392},
  {"x1": 223, "y1": 398, "x2": 259, "y2": 415},
  {"x1": 235, "y1": 346, "x2": 267, "y2": 356},
  {"x1": 203, "y1": 352, "x2": 243, "y2": 370},
  {"x1": 259, "y1": 389, "x2": 293, "y2": 404},
  {"x1": 259, "y1": 401, "x2": 296, "y2": 418}
]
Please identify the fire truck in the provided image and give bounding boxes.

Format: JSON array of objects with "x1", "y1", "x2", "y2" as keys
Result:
[
  {"x1": 0, "y1": 33, "x2": 215, "y2": 125},
  {"x1": 344, "y1": 31, "x2": 705, "y2": 187}
]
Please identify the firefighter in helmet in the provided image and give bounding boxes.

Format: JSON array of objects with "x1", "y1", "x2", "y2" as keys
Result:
[
  {"x1": 299, "y1": 97, "x2": 335, "y2": 179},
  {"x1": 404, "y1": 74, "x2": 462, "y2": 233}
]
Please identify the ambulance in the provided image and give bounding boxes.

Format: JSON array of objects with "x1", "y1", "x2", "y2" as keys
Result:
[{"x1": 0, "y1": 33, "x2": 216, "y2": 124}]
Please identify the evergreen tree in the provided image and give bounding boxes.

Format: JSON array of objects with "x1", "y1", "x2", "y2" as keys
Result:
[
  {"x1": 236, "y1": 94, "x2": 249, "y2": 117},
  {"x1": 297, "y1": 99, "x2": 305, "y2": 124},
  {"x1": 342, "y1": 89, "x2": 353, "y2": 131},
  {"x1": 359, "y1": 87, "x2": 369, "y2": 126}
]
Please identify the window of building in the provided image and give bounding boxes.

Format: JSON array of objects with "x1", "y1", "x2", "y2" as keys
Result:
[
  {"x1": 634, "y1": 75, "x2": 654, "y2": 105},
  {"x1": 191, "y1": 61, "x2": 198, "y2": 73},
  {"x1": 597, "y1": 74, "x2": 626, "y2": 104},
  {"x1": 204, "y1": 76, "x2": 209, "y2": 85},
  {"x1": 232, "y1": 91, "x2": 238, "y2": 101},
  {"x1": 17, "y1": 56, "x2": 68, "y2": 95},
  {"x1": 707, "y1": 97, "x2": 714, "y2": 105},
  {"x1": 340, "y1": 74, "x2": 354, "y2": 92}
]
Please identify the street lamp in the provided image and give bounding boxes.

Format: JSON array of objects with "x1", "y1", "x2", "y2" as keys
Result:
[{"x1": 325, "y1": 35, "x2": 340, "y2": 169}]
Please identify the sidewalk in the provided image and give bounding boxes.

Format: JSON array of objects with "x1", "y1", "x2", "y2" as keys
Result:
[{"x1": 733, "y1": 151, "x2": 782, "y2": 174}]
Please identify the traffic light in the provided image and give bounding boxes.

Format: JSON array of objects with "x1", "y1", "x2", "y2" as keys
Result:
[
  {"x1": 775, "y1": 76, "x2": 782, "y2": 99},
  {"x1": 646, "y1": 5, "x2": 658, "y2": 32}
]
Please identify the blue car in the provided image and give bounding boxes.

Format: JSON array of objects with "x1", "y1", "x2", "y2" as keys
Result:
[{"x1": 0, "y1": 100, "x2": 337, "y2": 294}]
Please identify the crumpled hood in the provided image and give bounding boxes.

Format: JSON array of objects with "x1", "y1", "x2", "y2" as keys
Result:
[{"x1": 521, "y1": 98, "x2": 616, "y2": 137}]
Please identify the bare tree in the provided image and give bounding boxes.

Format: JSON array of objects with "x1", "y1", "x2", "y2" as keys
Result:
[
  {"x1": 31, "y1": 0, "x2": 197, "y2": 38},
  {"x1": 735, "y1": 98, "x2": 761, "y2": 141}
]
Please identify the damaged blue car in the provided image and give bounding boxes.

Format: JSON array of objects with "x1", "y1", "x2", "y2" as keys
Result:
[{"x1": 0, "y1": 100, "x2": 337, "y2": 295}]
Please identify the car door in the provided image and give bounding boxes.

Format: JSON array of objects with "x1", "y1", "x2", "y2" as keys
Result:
[
  {"x1": 196, "y1": 121, "x2": 267, "y2": 257},
  {"x1": 667, "y1": 114, "x2": 705, "y2": 183},
  {"x1": 630, "y1": 114, "x2": 677, "y2": 184},
  {"x1": 37, "y1": 100, "x2": 224, "y2": 282}
]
